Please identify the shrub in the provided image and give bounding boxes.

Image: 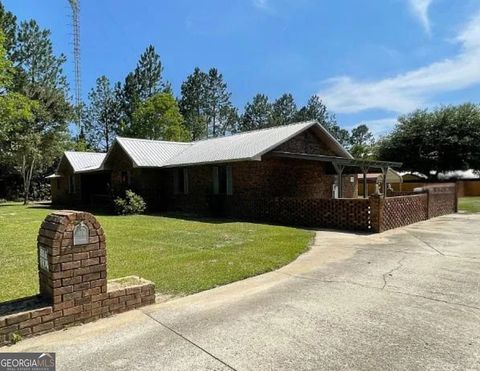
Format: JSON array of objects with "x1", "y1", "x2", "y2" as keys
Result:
[{"x1": 114, "y1": 190, "x2": 147, "y2": 215}]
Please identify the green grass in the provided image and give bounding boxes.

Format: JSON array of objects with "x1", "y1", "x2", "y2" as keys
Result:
[
  {"x1": 459, "y1": 197, "x2": 480, "y2": 213},
  {"x1": 0, "y1": 203, "x2": 313, "y2": 302}
]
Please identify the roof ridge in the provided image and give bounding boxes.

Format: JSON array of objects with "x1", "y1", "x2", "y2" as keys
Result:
[
  {"x1": 192, "y1": 120, "x2": 317, "y2": 144},
  {"x1": 65, "y1": 151, "x2": 106, "y2": 155},
  {"x1": 117, "y1": 137, "x2": 192, "y2": 145}
]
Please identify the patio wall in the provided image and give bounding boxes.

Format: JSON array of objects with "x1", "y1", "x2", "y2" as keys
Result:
[{"x1": 215, "y1": 183, "x2": 456, "y2": 233}]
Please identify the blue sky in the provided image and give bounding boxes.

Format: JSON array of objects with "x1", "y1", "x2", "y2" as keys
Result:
[{"x1": 5, "y1": 0, "x2": 480, "y2": 136}]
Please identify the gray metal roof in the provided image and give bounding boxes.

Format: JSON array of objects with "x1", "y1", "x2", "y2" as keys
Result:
[
  {"x1": 164, "y1": 121, "x2": 340, "y2": 167},
  {"x1": 60, "y1": 121, "x2": 354, "y2": 173},
  {"x1": 115, "y1": 137, "x2": 191, "y2": 167},
  {"x1": 64, "y1": 151, "x2": 106, "y2": 173}
]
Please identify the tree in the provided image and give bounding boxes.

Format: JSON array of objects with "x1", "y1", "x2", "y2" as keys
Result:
[
  {"x1": 295, "y1": 96, "x2": 336, "y2": 129},
  {"x1": 377, "y1": 104, "x2": 480, "y2": 178},
  {"x1": 203, "y1": 68, "x2": 236, "y2": 137},
  {"x1": 12, "y1": 20, "x2": 68, "y2": 95},
  {"x1": 118, "y1": 45, "x2": 169, "y2": 134},
  {"x1": 349, "y1": 124, "x2": 375, "y2": 158},
  {"x1": 134, "y1": 45, "x2": 169, "y2": 100},
  {"x1": 131, "y1": 92, "x2": 189, "y2": 141},
  {"x1": 239, "y1": 94, "x2": 272, "y2": 132},
  {"x1": 4, "y1": 19, "x2": 71, "y2": 203},
  {"x1": 269, "y1": 93, "x2": 297, "y2": 127},
  {"x1": 179, "y1": 67, "x2": 209, "y2": 140},
  {"x1": 0, "y1": 1, "x2": 17, "y2": 55},
  {"x1": 84, "y1": 76, "x2": 121, "y2": 151}
]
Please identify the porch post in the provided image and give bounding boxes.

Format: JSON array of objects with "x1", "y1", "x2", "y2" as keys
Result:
[
  {"x1": 360, "y1": 166, "x2": 369, "y2": 199},
  {"x1": 381, "y1": 166, "x2": 389, "y2": 199},
  {"x1": 333, "y1": 162, "x2": 345, "y2": 199}
]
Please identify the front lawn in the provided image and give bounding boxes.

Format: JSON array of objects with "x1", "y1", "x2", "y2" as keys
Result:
[
  {"x1": 459, "y1": 197, "x2": 480, "y2": 213},
  {"x1": 0, "y1": 203, "x2": 313, "y2": 302}
]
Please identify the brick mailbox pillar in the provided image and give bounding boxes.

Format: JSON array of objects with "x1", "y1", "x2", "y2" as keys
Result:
[
  {"x1": 37, "y1": 211, "x2": 107, "y2": 315},
  {"x1": 1, "y1": 210, "x2": 154, "y2": 346}
]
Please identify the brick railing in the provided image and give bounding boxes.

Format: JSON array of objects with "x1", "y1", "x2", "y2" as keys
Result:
[
  {"x1": 215, "y1": 197, "x2": 372, "y2": 231},
  {"x1": 211, "y1": 183, "x2": 457, "y2": 233}
]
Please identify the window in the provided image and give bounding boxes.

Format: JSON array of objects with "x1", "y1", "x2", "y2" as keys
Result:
[
  {"x1": 174, "y1": 168, "x2": 189, "y2": 194},
  {"x1": 213, "y1": 166, "x2": 233, "y2": 195},
  {"x1": 56, "y1": 178, "x2": 61, "y2": 190},
  {"x1": 121, "y1": 171, "x2": 131, "y2": 186},
  {"x1": 68, "y1": 175, "x2": 76, "y2": 194}
]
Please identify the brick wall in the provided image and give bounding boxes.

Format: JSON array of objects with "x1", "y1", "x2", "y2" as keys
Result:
[
  {"x1": 425, "y1": 183, "x2": 457, "y2": 217},
  {"x1": 1, "y1": 211, "x2": 155, "y2": 346},
  {"x1": 219, "y1": 196, "x2": 372, "y2": 231},
  {"x1": 369, "y1": 183, "x2": 456, "y2": 232}
]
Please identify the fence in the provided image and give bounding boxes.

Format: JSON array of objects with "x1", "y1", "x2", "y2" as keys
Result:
[{"x1": 213, "y1": 183, "x2": 457, "y2": 233}]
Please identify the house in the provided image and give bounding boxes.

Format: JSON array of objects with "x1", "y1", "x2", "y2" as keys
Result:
[{"x1": 49, "y1": 121, "x2": 402, "y2": 221}]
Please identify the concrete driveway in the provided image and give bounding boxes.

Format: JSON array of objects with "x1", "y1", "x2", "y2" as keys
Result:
[{"x1": 6, "y1": 213, "x2": 480, "y2": 370}]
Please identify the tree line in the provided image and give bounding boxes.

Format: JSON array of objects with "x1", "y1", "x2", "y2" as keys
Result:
[{"x1": 1, "y1": 0, "x2": 479, "y2": 204}]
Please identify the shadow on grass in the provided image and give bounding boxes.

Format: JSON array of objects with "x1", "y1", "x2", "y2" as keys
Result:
[{"x1": 4, "y1": 201, "x2": 374, "y2": 236}]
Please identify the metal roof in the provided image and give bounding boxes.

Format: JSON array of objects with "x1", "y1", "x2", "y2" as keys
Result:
[
  {"x1": 59, "y1": 121, "x2": 355, "y2": 174},
  {"x1": 164, "y1": 120, "x2": 352, "y2": 167},
  {"x1": 115, "y1": 137, "x2": 191, "y2": 167},
  {"x1": 64, "y1": 152, "x2": 106, "y2": 173}
]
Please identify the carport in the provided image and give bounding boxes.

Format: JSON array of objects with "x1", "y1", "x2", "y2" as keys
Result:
[{"x1": 270, "y1": 151, "x2": 402, "y2": 198}]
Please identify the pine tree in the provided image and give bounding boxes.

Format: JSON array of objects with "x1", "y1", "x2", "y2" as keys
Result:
[
  {"x1": 84, "y1": 76, "x2": 121, "y2": 151},
  {"x1": 117, "y1": 45, "x2": 169, "y2": 135},
  {"x1": 179, "y1": 67, "x2": 209, "y2": 140},
  {"x1": 204, "y1": 68, "x2": 236, "y2": 137},
  {"x1": 269, "y1": 93, "x2": 297, "y2": 127},
  {"x1": 240, "y1": 94, "x2": 272, "y2": 132},
  {"x1": 295, "y1": 96, "x2": 336, "y2": 129},
  {"x1": 1, "y1": 18, "x2": 71, "y2": 204}
]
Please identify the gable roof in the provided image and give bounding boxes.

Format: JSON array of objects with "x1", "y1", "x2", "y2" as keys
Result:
[
  {"x1": 163, "y1": 120, "x2": 352, "y2": 167},
  {"x1": 64, "y1": 152, "x2": 106, "y2": 173},
  {"x1": 57, "y1": 121, "x2": 352, "y2": 175},
  {"x1": 113, "y1": 137, "x2": 192, "y2": 167}
]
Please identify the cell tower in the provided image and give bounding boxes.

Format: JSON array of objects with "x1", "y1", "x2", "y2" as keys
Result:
[{"x1": 68, "y1": 0, "x2": 82, "y2": 134}]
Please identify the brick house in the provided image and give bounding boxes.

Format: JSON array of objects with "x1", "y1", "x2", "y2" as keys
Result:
[{"x1": 49, "y1": 121, "x2": 402, "y2": 219}]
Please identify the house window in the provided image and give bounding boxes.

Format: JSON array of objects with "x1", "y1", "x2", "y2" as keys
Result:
[
  {"x1": 68, "y1": 175, "x2": 76, "y2": 194},
  {"x1": 121, "y1": 171, "x2": 131, "y2": 186},
  {"x1": 174, "y1": 168, "x2": 189, "y2": 194},
  {"x1": 56, "y1": 178, "x2": 61, "y2": 190},
  {"x1": 213, "y1": 166, "x2": 233, "y2": 195}
]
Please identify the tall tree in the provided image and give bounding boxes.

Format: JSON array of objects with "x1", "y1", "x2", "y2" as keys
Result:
[
  {"x1": 131, "y1": 92, "x2": 189, "y2": 141},
  {"x1": 269, "y1": 93, "x2": 297, "y2": 127},
  {"x1": 377, "y1": 104, "x2": 480, "y2": 178},
  {"x1": 240, "y1": 94, "x2": 271, "y2": 132},
  {"x1": 118, "y1": 45, "x2": 169, "y2": 134},
  {"x1": 349, "y1": 124, "x2": 375, "y2": 158},
  {"x1": 84, "y1": 76, "x2": 121, "y2": 151},
  {"x1": 5, "y1": 19, "x2": 71, "y2": 203},
  {"x1": 295, "y1": 96, "x2": 336, "y2": 130},
  {"x1": 0, "y1": 1, "x2": 17, "y2": 54},
  {"x1": 204, "y1": 68, "x2": 236, "y2": 137},
  {"x1": 179, "y1": 67, "x2": 208, "y2": 140},
  {"x1": 134, "y1": 45, "x2": 169, "y2": 100}
]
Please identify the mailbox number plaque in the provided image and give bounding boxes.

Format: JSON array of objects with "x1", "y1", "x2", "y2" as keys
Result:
[{"x1": 73, "y1": 222, "x2": 89, "y2": 245}]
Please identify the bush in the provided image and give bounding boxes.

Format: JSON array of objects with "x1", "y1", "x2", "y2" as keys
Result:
[{"x1": 114, "y1": 190, "x2": 147, "y2": 215}]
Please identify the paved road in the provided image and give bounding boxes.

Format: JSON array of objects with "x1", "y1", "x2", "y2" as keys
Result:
[{"x1": 6, "y1": 214, "x2": 480, "y2": 370}]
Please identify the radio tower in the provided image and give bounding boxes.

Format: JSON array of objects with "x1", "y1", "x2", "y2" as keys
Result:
[{"x1": 68, "y1": 0, "x2": 82, "y2": 135}]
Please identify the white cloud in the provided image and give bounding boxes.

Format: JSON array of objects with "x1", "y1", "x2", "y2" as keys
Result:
[
  {"x1": 347, "y1": 118, "x2": 398, "y2": 138},
  {"x1": 407, "y1": 0, "x2": 434, "y2": 34},
  {"x1": 319, "y1": 11, "x2": 480, "y2": 114},
  {"x1": 253, "y1": 0, "x2": 270, "y2": 10}
]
